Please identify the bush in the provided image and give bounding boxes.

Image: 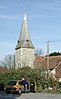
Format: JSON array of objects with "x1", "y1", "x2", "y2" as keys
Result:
[{"x1": 0, "y1": 67, "x2": 61, "y2": 93}]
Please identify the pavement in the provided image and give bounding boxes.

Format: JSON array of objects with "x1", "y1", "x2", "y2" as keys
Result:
[{"x1": 0, "y1": 91, "x2": 61, "y2": 99}]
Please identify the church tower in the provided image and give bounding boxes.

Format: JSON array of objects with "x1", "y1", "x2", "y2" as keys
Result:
[{"x1": 15, "y1": 12, "x2": 35, "y2": 69}]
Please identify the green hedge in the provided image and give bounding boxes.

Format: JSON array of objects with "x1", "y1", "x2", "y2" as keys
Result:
[{"x1": 0, "y1": 67, "x2": 61, "y2": 92}]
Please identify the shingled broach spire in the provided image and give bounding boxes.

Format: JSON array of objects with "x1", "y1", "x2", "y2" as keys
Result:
[
  {"x1": 15, "y1": 12, "x2": 34, "y2": 50},
  {"x1": 15, "y1": 12, "x2": 35, "y2": 69}
]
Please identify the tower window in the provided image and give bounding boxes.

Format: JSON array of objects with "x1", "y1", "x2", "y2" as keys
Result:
[
  {"x1": 18, "y1": 40, "x2": 20, "y2": 43},
  {"x1": 26, "y1": 40, "x2": 29, "y2": 42}
]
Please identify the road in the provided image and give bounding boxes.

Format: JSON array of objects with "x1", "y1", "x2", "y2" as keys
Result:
[{"x1": 0, "y1": 91, "x2": 61, "y2": 99}]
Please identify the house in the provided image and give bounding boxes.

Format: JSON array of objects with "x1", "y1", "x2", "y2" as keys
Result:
[{"x1": 34, "y1": 55, "x2": 61, "y2": 82}]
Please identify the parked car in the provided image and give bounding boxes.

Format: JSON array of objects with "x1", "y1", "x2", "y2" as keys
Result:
[{"x1": 6, "y1": 80, "x2": 25, "y2": 94}]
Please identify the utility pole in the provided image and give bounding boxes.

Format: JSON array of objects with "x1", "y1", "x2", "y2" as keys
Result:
[
  {"x1": 47, "y1": 41, "x2": 49, "y2": 74},
  {"x1": 47, "y1": 41, "x2": 50, "y2": 88},
  {"x1": 47, "y1": 41, "x2": 50, "y2": 80}
]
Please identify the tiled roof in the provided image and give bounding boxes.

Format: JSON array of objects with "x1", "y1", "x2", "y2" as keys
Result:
[
  {"x1": 34, "y1": 56, "x2": 46, "y2": 68},
  {"x1": 34, "y1": 55, "x2": 61, "y2": 78},
  {"x1": 34, "y1": 56, "x2": 61, "y2": 68}
]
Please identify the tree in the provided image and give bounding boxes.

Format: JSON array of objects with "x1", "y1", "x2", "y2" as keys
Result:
[
  {"x1": 3, "y1": 54, "x2": 15, "y2": 69},
  {"x1": 35, "y1": 49, "x2": 43, "y2": 56},
  {"x1": 46, "y1": 52, "x2": 61, "y2": 57},
  {"x1": 0, "y1": 60, "x2": 7, "y2": 67},
  {"x1": 49, "y1": 52, "x2": 61, "y2": 56}
]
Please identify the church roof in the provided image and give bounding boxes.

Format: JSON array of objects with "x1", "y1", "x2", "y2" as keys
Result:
[{"x1": 15, "y1": 12, "x2": 35, "y2": 50}]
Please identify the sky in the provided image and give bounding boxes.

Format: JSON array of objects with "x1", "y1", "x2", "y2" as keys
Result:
[{"x1": 0, "y1": 0, "x2": 61, "y2": 61}]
